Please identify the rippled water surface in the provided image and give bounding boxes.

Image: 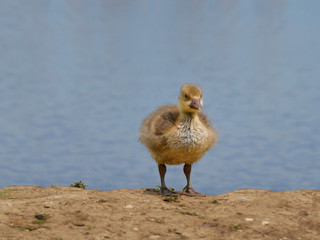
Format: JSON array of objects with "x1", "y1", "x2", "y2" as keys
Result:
[{"x1": 1, "y1": 1, "x2": 320, "y2": 194}]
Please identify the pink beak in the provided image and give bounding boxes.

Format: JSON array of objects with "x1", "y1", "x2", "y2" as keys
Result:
[{"x1": 189, "y1": 98, "x2": 202, "y2": 110}]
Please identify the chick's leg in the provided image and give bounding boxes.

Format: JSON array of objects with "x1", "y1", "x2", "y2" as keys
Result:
[
  {"x1": 181, "y1": 164, "x2": 202, "y2": 196},
  {"x1": 158, "y1": 164, "x2": 177, "y2": 196}
]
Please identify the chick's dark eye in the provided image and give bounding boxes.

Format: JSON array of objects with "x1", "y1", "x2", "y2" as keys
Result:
[{"x1": 184, "y1": 94, "x2": 188, "y2": 98}]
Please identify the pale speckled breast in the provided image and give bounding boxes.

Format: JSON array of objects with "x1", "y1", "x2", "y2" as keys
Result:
[
  {"x1": 155, "y1": 116, "x2": 212, "y2": 165},
  {"x1": 166, "y1": 119, "x2": 209, "y2": 150}
]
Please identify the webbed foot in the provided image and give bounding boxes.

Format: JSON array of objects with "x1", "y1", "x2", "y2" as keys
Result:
[
  {"x1": 180, "y1": 186, "x2": 204, "y2": 197},
  {"x1": 159, "y1": 187, "x2": 178, "y2": 196}
]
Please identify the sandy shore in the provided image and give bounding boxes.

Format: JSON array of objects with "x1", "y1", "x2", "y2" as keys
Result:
[{"x1": 0, "y1": 186, "x2": 320, "y2": 240}]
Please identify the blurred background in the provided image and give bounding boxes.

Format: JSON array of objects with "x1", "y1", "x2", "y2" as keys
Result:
[{"x1": 0, "y1": 0, "x2": 319, "y2": 195}]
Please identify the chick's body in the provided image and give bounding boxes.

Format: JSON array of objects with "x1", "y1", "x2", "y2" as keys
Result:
[
  {"x1": 139, "y1": 84, "x2": 217, "y2": 196},
  {"x1": 139, "y1": 105, "x2": 216, "y2": 165}
]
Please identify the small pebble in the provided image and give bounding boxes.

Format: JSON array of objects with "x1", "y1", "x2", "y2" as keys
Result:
[
  {"x1": 150, "y1": 235, "x2": 160, "y2": 239},
  {"x1": 133, "y1": 227, "x2": 139, "y2": 231},
  {"x1": 124, "y1": 204, "x2": 134, "y2": 209},
  {"x1": 239, "y1": 196, "x2": 249, "y2": 200},
  {"x1": 245, "y1": 218, "x2": 254, "y2": 222},
  {"x1": 73, "y1": 223, "x2": 85, "y2": 227},
  {"x1": 261, "y1": 220, "x2": 269, "y2": 225}
]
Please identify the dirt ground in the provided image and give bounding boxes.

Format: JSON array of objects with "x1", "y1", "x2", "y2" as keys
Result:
[{"x1": 0, "y1": 186, "x2": 320, "y2": 240}]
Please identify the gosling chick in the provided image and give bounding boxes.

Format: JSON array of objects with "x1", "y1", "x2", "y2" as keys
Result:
[{"x1": 139, "y1": 84, "x2": 217, "y2": 196}]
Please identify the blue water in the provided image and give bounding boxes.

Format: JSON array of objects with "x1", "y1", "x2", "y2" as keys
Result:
[{"x1": 0, "y1": 0, "x2": 320, "y2": 195}]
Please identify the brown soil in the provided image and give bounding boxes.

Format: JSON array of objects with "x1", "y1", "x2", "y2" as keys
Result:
[{"x1": 0, "y1": 186, "x2": 320, "y2": 240}]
